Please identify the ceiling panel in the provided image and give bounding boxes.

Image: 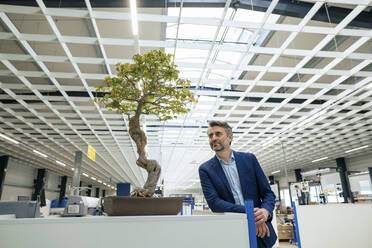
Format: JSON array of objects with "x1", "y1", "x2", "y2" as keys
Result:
[{"x1": 0, "y1": 1, "x2": 371, "y2": 194}]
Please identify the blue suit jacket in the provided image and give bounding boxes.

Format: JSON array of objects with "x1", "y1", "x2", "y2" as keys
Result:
[{"x1": 199, "y1": 151, "x2": 277, "y2": 248}]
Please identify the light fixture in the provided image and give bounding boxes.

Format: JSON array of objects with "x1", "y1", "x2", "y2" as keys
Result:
[
  {"x1": 0, "y1": 133, "x2": 19, "y2": 144},
  {"x1": 271, "y1": 170, "x2": 280, "y2": 174},
  {"x1": 130, "y1": 0, "x2": 138, "y2": 35},
  {"x1": 301, "y1": 168, "x2": 331, "y2": 177},
  {"x1": 98, "y1": 180, "x2": 102, "y2": 183},
  {"x1": 56, "y1": 160, "x2": 66, "y2": 167},
  {"x1": 82, "y1": 173, "x2": 89, "y2": 177},
  {"x1": 311, "y1": 156, "x2": 328, "y2": 163},
  {"x1": 351, "y1": 170, "x2": 369, "y2": 176},
  {"x1": 71, "y1": 168, "x2": 75, "y2": 171},
  {"x1": 91, "y1": 177, "x2": 96, "y2": 181},
  {"x1": 33, "y1": 149, "x2": 48, "y2": 158},
  {"x1": 103, "y1": 182, "x2": 107, "y2": 185},
  {"x1": 345, "y1": 145, "x2": 369, "y2": 153}
]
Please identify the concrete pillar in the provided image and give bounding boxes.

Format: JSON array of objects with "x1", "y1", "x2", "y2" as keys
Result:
[
  {"x1": 268, "y1": 175, "x2": 275, "y2": 185},
  {"x1": 295, "y1": 169, "x2": 302, "y2": 182},
  {"x1": 336, "y1": 157, "x2": 354, "y2": 203},
  {"x1": 32, "y1": 168, "x2": 47, "y2": 207},
  {"x1": 58, "y1": 176, "x2": 67, "y2": 207},
  {"x1": 87, "y1": 185, "x2": 92, "y2": 196},
  {"x1": 0, "y1": 156, "x2": 9, "y2": 200},
  {"x1": 71, "y1": 151, "x2": 82, "y2": 195}
]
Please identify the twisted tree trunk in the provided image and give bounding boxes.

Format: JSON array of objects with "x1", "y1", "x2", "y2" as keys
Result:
[{"x1": 128, "y1": 110, "x2": 161, "y2": 197}]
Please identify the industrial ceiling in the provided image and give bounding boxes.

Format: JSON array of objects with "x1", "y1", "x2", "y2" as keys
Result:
[{"x1": 0, "y1": 0, "x2": 371, "y2": 194}]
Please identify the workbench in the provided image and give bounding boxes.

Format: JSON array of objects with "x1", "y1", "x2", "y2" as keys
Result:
[{"x1": 0, "y1": 214, "x2": 250, "y2": 248}]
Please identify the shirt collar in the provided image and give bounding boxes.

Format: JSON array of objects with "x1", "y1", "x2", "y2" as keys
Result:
[{"x1": 216, "y1": 151, "x2": 235, "y2": 165}]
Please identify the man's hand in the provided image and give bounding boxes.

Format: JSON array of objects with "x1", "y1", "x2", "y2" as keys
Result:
[
  {"x1": 254, "y1": 208, "x2": 269, "y2": 225},
  {"x1": 256, "y1": 222, "x2": 270, "y2": 238}
]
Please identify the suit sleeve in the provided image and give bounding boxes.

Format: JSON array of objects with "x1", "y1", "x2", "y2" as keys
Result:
[
  {"x1": 252, "y1": 154, "x2": 276, "y2": 218},
  {"x1": 199, "y1": 167, "x2": 245, "y2": 213}
]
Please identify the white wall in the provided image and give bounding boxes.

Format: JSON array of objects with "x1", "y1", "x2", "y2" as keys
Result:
[
  {"x1": 2, "y1": 158, "x2": 36, "y2": 201},
  {"x1": 1, "y1": 158, "x2": 62, "y2": 201}
]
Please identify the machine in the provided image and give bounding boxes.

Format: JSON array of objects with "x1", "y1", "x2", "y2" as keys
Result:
[{"x1": 63, "y1": 196, "x2": 100, "y2": 217}]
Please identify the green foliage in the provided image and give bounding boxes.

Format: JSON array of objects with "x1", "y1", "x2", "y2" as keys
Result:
[{"x1": 95, "y1": 50, "x2": 197, "y2": 121}]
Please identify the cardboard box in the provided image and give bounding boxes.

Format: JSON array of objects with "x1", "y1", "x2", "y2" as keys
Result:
[{"x1": 277, "y1": 224, "x2": 293, "y2": 240}]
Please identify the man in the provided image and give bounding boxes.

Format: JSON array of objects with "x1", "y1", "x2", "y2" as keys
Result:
[{"x1": 199, "y1": 121, "x2": 277, "y2": 248}]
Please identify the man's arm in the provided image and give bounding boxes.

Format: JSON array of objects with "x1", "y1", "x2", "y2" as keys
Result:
[
  {"x1": 199, "y1": 167, "x2": 245, "y2": 213},
  {"x1": 252, "y1": 154, "x2": 276, "y2": 219}
]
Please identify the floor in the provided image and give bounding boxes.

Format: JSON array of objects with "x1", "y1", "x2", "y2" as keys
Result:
[{"x1": 278, "y1": 241, "x2": 298, "y2": 247}]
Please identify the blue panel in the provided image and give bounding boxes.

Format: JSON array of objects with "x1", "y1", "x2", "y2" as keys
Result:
[
  {"x1": 292, "y1": 201, "x2": 302, "y2": 248},
  {"x1": 245, "y1": 200, "x2": 257, "y2": 248},
  {"x1": 116, "y1": 183, "x2": 131, "y2": 196}
]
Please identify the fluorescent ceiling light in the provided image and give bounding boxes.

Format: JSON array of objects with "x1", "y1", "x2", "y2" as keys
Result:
[
  {"x1": 130, "y1": 0, "x2": 138, "y2": 35},
  {"x1": 56, "y1": 160, "x2": 66, "y2": 167},
  {"x1": 271, "y1": 170, "x2": 280, "y2": 174},
  {"x1": 345, "y1": 145, "x2": 369, "y2": 153},
  {"x1": 71, "y1": 168, "x2": 75, "y2": 171},
  {"x1": 33, "y1": 150, "x2": 48, "y2": 158},
  {"x1": 91, "y1": 177, "x2": 96, "y2": 180},
  {"x1": 0, "y1": 133, "x2": 19, "y2": 144},
  {"x1": 98, "y1": 180, "x2": 102, "y2": 183},
  {"x1": 312, "y1": 157, "x2": 328, "y2": 163},
  {"x1": 82, "y1": 173, "x2": 89, "y2": 177},
  {"x1": 302, "y1": 168, "x2": 331, "y2": 177},
  {"x1": 103, "y1": 182, "x2": 107, "y2": 185},
  {"x1": 352, "y1": 170, "x2": 369, "y2": 176}
]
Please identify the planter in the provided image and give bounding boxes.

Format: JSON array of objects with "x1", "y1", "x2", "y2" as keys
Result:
[{"x1": 104, "y1": 196, "x2": 184, "y2": 216}]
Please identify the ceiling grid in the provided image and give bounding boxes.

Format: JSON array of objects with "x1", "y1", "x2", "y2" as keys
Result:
[{"x1": 0, "y1": 0, "x2": 370, "y2": 192}]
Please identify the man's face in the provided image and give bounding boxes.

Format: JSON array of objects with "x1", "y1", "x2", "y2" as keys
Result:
[{"x1": 207, "y1": 126, "x2": 232, "y2": 152}]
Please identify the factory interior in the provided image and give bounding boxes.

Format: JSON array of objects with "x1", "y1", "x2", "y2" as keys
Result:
[{"x1": 0, "y1": 0, "x2": 371, "y2": 247}]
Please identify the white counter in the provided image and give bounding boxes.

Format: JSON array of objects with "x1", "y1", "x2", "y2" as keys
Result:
[
  {"x1": 0, "y1": 214, "x2": 249, "y2": 248},
  {"x1": 296, "y1": 204, "x2": 372, "y2": 248}
]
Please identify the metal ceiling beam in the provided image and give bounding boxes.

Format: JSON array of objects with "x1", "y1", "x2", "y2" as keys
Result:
[
  {"x1": 1, "y1": 0, "x2": 371, "y2": 28},
  {"x1": 234, "y1": 0, "x2": 372, "y2": 29}
]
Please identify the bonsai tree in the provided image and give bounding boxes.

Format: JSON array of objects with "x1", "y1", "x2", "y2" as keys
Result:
[{"x1": 95, "y1": 50, "x2": 196, "y2": 197}]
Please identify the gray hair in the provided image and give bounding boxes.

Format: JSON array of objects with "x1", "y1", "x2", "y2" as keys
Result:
[{"x1": 208, "y1": 121, "x2": 232, "y2": 136}]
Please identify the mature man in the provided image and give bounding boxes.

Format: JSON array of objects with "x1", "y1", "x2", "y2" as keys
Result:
[{"x1": 199, "y1": 121, "x2": 277, "y2": 248}]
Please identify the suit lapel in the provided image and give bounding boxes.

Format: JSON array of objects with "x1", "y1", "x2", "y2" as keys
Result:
[
  {"x1": 212, "y1": 156, "x2": 234, "y2": 199},
  {"x1": 234, "y1": 151, "x2": 248, "y2": 199}
]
